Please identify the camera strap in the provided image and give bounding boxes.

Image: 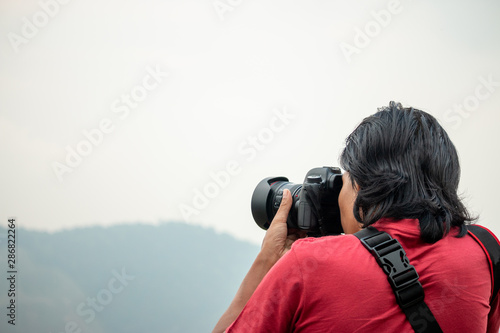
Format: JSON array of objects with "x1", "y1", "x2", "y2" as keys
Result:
[
  {"x1": 354, "y1": 227, "x2": 443, "y2": 333},
  {"x1": 467, "y1": 225, "x2": 500, "y2": 305}
]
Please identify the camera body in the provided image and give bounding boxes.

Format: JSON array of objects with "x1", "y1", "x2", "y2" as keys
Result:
[{"x1": 251, "y1": 166, "x2": 344, "y2": 236}]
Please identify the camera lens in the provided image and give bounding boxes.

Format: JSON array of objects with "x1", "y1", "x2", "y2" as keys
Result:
[
  {"x1": 251, "y1": 177, "x2": 301, "y2": 230},
  {"x1": 251, "y1": 167, "x2": 344, "y2": 236}
]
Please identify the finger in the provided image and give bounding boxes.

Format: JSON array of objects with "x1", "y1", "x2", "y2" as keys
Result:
[{"x1": 272, "y1": 189, "x2": 293, "y2": 225}]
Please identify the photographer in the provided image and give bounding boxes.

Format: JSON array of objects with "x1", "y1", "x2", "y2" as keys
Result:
[{"x1": 212, "y1": 102, "x2": 500, "y2": 332}]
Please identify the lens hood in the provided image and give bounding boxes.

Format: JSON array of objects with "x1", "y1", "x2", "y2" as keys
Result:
[{"x1": 251, "y1": 177, "x2": 288, "y2": 230}]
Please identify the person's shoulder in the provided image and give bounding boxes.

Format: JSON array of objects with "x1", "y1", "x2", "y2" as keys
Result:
[
  {"x1": 287, "y1": 234, "x2": 368, "y2": 274},
  {"x1": 291, "y1": 234, "x2": 362, "y2": 252}
]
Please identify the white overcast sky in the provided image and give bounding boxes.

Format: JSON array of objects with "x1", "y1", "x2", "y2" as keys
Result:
[{"x1": 1, "y1": 0, "x2": 499, "y2": 244}]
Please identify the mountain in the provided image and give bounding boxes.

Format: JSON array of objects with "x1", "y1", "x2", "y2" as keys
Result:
[{"x1": 0, "y1": 222, "x2": 260, "y2": 333}]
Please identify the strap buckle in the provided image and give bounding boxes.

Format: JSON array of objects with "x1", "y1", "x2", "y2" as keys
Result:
[{"x1": 360, "y1": 231, "x2": 425, "y2": 309}]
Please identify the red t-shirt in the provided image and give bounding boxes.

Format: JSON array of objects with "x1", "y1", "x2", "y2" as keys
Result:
[{"x1": 227, "y1": 219, "x2": 500, "y2": 332}]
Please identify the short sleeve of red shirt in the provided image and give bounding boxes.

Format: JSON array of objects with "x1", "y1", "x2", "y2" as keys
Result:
[{"x1": 226, "y1": 249, "x2": 304, "y2": 333}]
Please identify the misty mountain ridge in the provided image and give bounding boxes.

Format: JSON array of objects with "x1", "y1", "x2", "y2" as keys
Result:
[{"x1": 0, "y1": 222, "x2": 259, "y2": 333}]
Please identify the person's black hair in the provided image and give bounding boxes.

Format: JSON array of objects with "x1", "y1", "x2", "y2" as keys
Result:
[{"x1": 339, "y1": 101, "x2": 475, "y2": 243}]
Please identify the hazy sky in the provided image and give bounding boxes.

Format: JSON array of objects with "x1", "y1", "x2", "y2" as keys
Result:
[{"x1": 1, "y1": 0, "x2": 499, "y2": 244}]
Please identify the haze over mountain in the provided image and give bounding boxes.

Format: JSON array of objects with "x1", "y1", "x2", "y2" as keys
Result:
[{"x1": 0, "y1": 222, "x2": 259, "y2": 333}]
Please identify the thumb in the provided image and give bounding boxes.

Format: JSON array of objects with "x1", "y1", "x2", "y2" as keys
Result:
[{"x1": 272, "y1": 189, "x2": 293, "y2": 226}]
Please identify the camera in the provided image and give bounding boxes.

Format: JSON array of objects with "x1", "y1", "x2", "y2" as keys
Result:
[{"x1": 251, "y1": 166, "x2": 344, "y2": 236}]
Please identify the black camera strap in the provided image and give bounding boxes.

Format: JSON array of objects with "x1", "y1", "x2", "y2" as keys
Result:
[
  {"x1": 354, "y1": 227, "x2": 443, "y2": 333},
  {"x1": 467, "y1": 225, "x2": 500, "y2": 305}
]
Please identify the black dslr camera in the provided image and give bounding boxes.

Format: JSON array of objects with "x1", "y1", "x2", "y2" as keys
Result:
[{"x1": 251, "y1": 167, "x2": 344, "y2": 236}]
